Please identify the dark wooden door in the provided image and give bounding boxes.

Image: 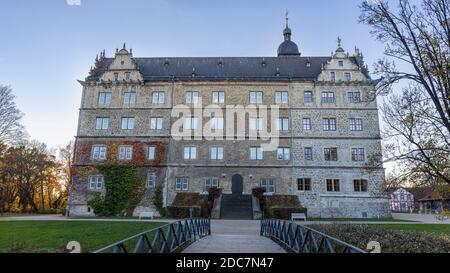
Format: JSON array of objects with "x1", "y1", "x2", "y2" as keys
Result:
[{"x1": 231, "y1": 174, "x2": 243, "y2": 195}]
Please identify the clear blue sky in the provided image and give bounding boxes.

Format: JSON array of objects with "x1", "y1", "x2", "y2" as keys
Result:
[{"x1": 0, "y1": 0, "x2": 387, "y2": 149}]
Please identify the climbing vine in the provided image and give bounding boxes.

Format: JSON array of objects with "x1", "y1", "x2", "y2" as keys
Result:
[
  {"x1": 88, "y1": 165, "x2": 145, "y2": 216},
  {"x1": 153, "y1": 185, "x2": 166, "y2": 217}
]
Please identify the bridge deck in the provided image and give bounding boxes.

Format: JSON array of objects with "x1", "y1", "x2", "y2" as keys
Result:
[{"x1": 183, "y1": 220, "x2": 286, "y2": 253}]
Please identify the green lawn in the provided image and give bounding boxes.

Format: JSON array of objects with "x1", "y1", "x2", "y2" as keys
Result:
[
  {"x1": 0, "y1": 213, "x2": 53, "y2": 218},
  {"x1": 370, "y1": 224, "x2": 450, "y2": 234},
  {"x1": 307, "y1": 218, "x2": 418, "y2": 222},
  {"x1": 0, "y1": 221, "x2": 167, "y2": 253}
]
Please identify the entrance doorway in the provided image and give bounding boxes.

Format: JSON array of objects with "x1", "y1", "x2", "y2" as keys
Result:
[{"x1": 231, "y1": 174, "x2": 244, "y2": 195}]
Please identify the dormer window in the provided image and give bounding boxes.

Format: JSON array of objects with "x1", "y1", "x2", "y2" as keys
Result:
[
  {"x1": 125, "y1": 72, "x2": 131, "y2": 81},
  {"x1": 338, "y1": 61, "x2": 344, "y2": 67},
  {"x1": 114, "y1": 72, "x2": 119, "y2": 81}
]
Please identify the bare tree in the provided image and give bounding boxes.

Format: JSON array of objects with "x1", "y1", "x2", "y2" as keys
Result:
[
  {"x1": 360, "y1": 0, "x2": 450, "y2": 185},
  {"x1": 0, "y1": 85, "x2": 25, "y2": 142}
]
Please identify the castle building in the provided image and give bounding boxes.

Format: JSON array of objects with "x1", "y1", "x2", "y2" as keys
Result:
[{"x1": 68, "y1": 18, "x2": 391, "y2": 218}]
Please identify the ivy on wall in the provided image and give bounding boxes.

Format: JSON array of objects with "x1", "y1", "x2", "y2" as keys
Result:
[
  {"x1": 153, "y1": 185, "x2": 166, "y2": 217},
  {"x1": 88, "y1": 165, "x2": 145, "y2": 216}
]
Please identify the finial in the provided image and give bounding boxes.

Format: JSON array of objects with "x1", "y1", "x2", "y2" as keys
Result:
[
  {"x1": 337, "y1": 37, "x2": 342, "y2": 48},
  {"x1": 285, "y1": 10, "x2": 289, "y2": 28},
  {"x1": 123, "y1": 43, "x2": 126, "y2": 50}
]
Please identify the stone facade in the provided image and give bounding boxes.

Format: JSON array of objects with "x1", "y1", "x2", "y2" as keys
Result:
[{"x1": 67, "y1": 25, "x2": 390, "y2": 219}]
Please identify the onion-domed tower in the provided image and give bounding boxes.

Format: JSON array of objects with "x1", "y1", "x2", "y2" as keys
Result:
[{"x1": 277, "y1": 13, "x2": 301, "y2": 57}]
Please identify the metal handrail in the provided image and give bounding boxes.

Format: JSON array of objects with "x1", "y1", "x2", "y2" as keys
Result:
[
  {"x1": 260, "y1": 219, "x2": 366, "y2": 253},
  {"x1": 94, "y1": 218, "x2": 211, "y2": 253}
]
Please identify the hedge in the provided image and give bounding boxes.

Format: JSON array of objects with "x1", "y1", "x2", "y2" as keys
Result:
[
  {"x1": 265, "y1": 195, "x2": 307, "y2": 220},
  {"x1": 166, "y1": 206, "x2": 202, "y2": 219},
  {"x1": 267, "y1": 207, "x2": 308, "y2": 220}
]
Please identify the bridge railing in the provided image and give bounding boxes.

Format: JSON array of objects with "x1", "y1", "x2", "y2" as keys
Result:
[
  {"x1": 260, "y1": 219, "x2": 366, "y2": 253},
  {"x1": 94, "y1": 218, "x2": 211, "y2": 253}
]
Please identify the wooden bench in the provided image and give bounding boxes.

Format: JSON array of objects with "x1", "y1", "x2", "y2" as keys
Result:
[
  {"x1": 291, "y1": 213, "x2": 307, "y2": 222},
  {"x1": 139, "y1": 212, "x2": 155, "y2": 220}
]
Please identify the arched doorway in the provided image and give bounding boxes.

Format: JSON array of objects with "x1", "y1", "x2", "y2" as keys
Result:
[{"x1": 231, "y1": 174, "x2": 244, "y2": 195}]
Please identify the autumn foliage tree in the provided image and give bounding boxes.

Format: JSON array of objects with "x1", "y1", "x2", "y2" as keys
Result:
[{"x1": 360, "y1": 0, "x2": 450, "y2": 186}]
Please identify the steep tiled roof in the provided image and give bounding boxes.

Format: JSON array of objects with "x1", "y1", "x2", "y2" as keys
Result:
[{"x1": 86, "y1": 56, "x2": 337, "y2": 81}]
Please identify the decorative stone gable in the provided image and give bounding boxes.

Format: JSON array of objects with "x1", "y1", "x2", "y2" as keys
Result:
[{"x1": 101, "y1": 44, "x2": 143, "y2": 82}]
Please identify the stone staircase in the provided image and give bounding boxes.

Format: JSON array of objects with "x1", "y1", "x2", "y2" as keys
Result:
[{"x1": 220, "y1": 194, "x2": 253, "y2": 220}]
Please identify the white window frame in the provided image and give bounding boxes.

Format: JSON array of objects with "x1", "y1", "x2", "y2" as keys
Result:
[
  {"x1": 324, "y1": 148, "x2": 338, "y2": 161},
  {"x1": 124, "y1": 72, "x2": 131, "y2": 81},
  {"x1": 184, "y1": 146, "x2": 197, "y2": 160},
  {"x1": 321, "y1": 92, "x2": 335, "y2": 103},
  {"x1": 352, "y1": 148, "x2": 365, "y2": 162},
  {"x1": 211, "y1": 117, "x2": 224, "y2": 131},
  {"x1": 146, "y1": 173, "x2": 156, "y2": 189},
  {"x1": 304, "y1": 91, "x2": 313, "y2": 103},
  {"x1": 275, "y1": 91, "x2": 288, "y2": 105},
  {"x1": 303, "y1": 118, "x2": 312, "y2": 131},
  {"x1": 212, "y1": 91, "x2": 225, "y2": 104},
  {"x1": 249, "y1": 118, "x2": 264, "y2": 131},
  {"x1": 150, "y1": 117, "x2": 164, "y2": 130},
  {"x1": 304, "y1": 147, "x2": 313, "y2": 161},
  {"x1": 347, "y1": 92, "x2": 361, "y2": 103},
  {"x1": 98, "y1": 92, "x2": 112, "y2": 106},
  {"x1": 186, "y1": 91, "x2": 199, "y2": 104},
  {"x1": 250, "y1": 147, "x2": 264, "y2": 160},
  {"x1": 152, "y1": 91, "x2": 165, "y2": 104},
  {"x1": 148, "y1": 146, "x2": 156, "y2": 160},
  {"x1": 89, "y1": 175, "x2": 104, "y2": 191},
  {"x1": 175, "y1": 177, "x2": 189, "y2": 191},
  {"x1": 330, "y1": 72, "x2": 336, "y2": 82},
  {"x1": 344, "y1": 72, "x2": 352, "y2": 81},
  {"x1": 249, "y1": 91, "x2": 263, "y2": 104},
  {"x1": 210, "y1": 146, "x2": 224, "y2": 160},
  {"x1": 277, "y1": 148, "x2": 290, "y2": 161},
  {"x1": 277, "y1": 118, "x2": 289, "y2": 131},
  {"x1": 323, "y1": 118, "x2": 337, "y2": 131},
  {"x1": 121, "y1": 117, "x2": 135, "y2": 130},
  {"x1": 204, "y1": 178, "x2": 219, "y2": 192},
  {"x1": 123, "y1": 92, "x2": 136, "y2": 106},
  {"x1": 95, "y1": 117, "x2": 109, "y2": 130},
  {"x1": 184, "y1": 117, "x2": 199, "y2": 130},
  {"x1": 91, "y1": 145, "x2": 107, "y2": 161},
  {"x1": 261, "y1": 179, "x2": 276, "y2": 193},
  {"x1": 118, "y1": 145, "x2": 133, "y2": 161}
]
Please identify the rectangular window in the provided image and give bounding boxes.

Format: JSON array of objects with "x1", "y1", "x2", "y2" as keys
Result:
[
  {"x1": 297, "y1": 178, "x2": 311, "y2": 191},
  {"x1": 277, "y1": 148, "x2": 290, "y2": 161},
  {"x1": 114, "y1": 73, "x2": 119, "y2": 81},
  {"x1": 261, "y1": 179, "x2": 275, "y2": 193},
  {"x1": 125, "y1": 72, "x2": 131, "y2": 81},
  {"x1": 184, "y1": 146, "x2": 197, "y2": 160},
  {"x1": 277, "y1": 118, "x2": 289, "y2": 131},
  {"x1": 250, "y1": 147, "x2": 264, "y2": 160},
  {"x1": 121, "y1": 117, "x2": 135, "y2": 130},
  {"x1": 352, "y1": 148, "x2": 365, "y2": 162},
  {"x1": 118, "y1": 146, "x2": 133, "y2": 160},
  {"x1": 330, "y1": 72, "x2": 336, "y2": 82},
  {"x1": 211, "y1": 117, "x2": 224, "y2": 130},
  {"x1": 275, "y1": 91, "x2": 288, "y2": 104},
  {"x1": 89, "y1": 176, "x2": 104, "y2": 191},
  {"x1": 212, "y1": 91, "x2": 225, "y2": 104},
  {"x1": 148, "y1": 146, "x2": 156, "y2": 160},
  {"x1": 175, "y1": 177, "x2": 189, "y2": 191},
  {"x1": 150, "y1": 117, "x2": 164, "y2": 130},
  {"x1": 249, "y1": 91, "x2": 263, "y2": 104},
  {"x1": 91, "y1": 145, "x2": 107, "y2": 161},
  {"x1": 304, "y1": 147, "x2": 313, "y2": 161},
  {"x1": 204, "y1": 178, "x2": 219, "y2": 192},
  {"x1": 184, "y1": 117, "x2": 199, "y2": 130},
  {"x1": 321, "y1": 92, "x2": 335, "y2": 103},
  {"x1": 354, "y1": 179, "x2": 368, "y2": 192},
  {"x1": 324, "y1": 148, "x2": 338, "y2": 161},
  {"x1": 323, "y1": 118, "x2": 337, "y2": 131},
  {"x1": 210, "y1": 146, "x2": 224, "y2": 160},
  {"x1": 186, "y1": 91, "x2": 199, "y2": 104},
  {"x1": 347, "y1": 92, "x2": 361, "y2": 103},
  {"x1": 344, "y1": 72, "x2": 352, "y2": 81},
  {"x1": 123, "y1": 92, "x2": 136, "y2": 106},
  {"x1": 95, "y1": 117, "x2": 109, "y2": 130},
  {"x1": 98, "y1": 92, "x2": 112, "y2": 106},
  {"x1": 349, "y1": 118, "x2": 363, "y2": 131},
  {"x1": 249, "y1": 118, "x2": 264, "y2": 131},
  {"x1": 304, "y1": 91, "x2": 313, "y2": 103},
  {"x1": 146, "y1": 173, "x2": 156, "y2": 189},
  {"x1": 338, "y1": 61, "x2": 344, "y2": 67},
  {"x1": 326, "y1": 179, "x2": 340, "y2": 192},
  {"x1": 302, "y1": 118, "x2": 312, "y2": 131},
  {"x1": 152, "y1": 92, "x2": 165, "y2": 104}
]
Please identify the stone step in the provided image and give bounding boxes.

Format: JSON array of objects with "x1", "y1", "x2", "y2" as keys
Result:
[{"x1": 220, "y1": 194, "x2": 253, "y2": 220}]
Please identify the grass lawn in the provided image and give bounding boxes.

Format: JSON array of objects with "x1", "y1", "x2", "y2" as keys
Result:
[
  {"x1": 0, "y1": 221, "x2": 167, "y2": 253},
  {"x1": 307, "y1": 218, "x2": 418, "y2": 222},
  {"x1": 0, "y1": 213, "x2": 54, "y2": 218},
  {"x1": 370, "y1": 224, "x2": 450, "y2": 234}
]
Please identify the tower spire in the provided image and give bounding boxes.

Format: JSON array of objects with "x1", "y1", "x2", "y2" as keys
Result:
[{"x1": 283, "y1": 10, "x2": 292, "y2": 41}]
